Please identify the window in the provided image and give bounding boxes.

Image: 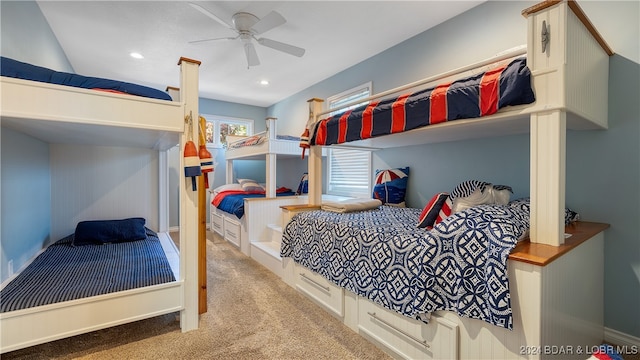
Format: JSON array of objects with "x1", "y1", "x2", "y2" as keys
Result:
[
  {"x1": 326, "y1": 83, "x2": 372, "y2": 198},
  {"x1": 201, "y1": 114, "x2": 253, "y2": 148}
]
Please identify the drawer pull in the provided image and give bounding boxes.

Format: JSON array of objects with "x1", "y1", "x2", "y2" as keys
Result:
[
  {"x1": 226, "y1": 230, "x2": 236, "y2": 237},
  {"x1": 367, "y1": 312, "x2": 430, "y2": 348},
  {"x1": 299, "y1": 273, "x2": 330, "y2": 292}
]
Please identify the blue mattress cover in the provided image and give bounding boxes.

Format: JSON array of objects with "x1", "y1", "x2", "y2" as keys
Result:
[
  {"x1": 0, "y1": 228, "x2": 176, "y2": 313},
  {"x1": 1, "y1": 56, "x2": 172, "y2": 101}
]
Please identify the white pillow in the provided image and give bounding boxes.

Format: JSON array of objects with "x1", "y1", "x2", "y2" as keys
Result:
[
  {"x1": 452, "y1": 187, "x2": 494, "y2": 213},
  {"x1": 212, "y1": 183, "x2": 243, "y2": 196}
]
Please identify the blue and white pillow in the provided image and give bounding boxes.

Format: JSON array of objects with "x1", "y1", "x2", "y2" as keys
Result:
[{"x1": 372, "y1": 167, "x2": 409, "y2": 207}]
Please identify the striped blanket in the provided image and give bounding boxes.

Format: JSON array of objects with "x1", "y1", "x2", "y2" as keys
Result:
[
  {"x1": 0, "y1": 229, "x2": 175, "y2": 313},
  {"x1": 307, "y1": 57, "x2": 534, "y2": 147}
]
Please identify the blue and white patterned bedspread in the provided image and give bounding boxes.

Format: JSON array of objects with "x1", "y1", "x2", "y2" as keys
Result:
[{"x1": 281, "y1": 204, "x2": 529, "y2": 329}]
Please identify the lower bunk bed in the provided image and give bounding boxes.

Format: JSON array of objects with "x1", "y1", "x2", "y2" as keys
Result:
[
  {"x1": 280, "y1": 201, "x2": 608, "y2": 359},
  {"x1": 209, "y1": 184, "x2": 306, "y2": 259},
  {"x1": 0, "y1": 221, "x2": 181, "y2": 353}
]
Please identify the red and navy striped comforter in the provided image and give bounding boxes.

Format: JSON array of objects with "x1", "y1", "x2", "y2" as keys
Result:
[{"x1": 310, "y1": 57, "x2": 535, "y2": 146}]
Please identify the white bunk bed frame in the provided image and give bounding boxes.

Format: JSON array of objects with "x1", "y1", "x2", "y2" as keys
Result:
[
  {"x1": 210, "y1": 116, "x2": 305, "y2": 268},
  {"x1": 0, "y1": 57, "x2": 202, "y2": 353},
  {"x1": 277, "y1": 2, "x2": 613, "y2": 359}
]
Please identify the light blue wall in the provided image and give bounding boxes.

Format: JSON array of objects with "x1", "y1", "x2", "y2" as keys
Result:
[
  {"x1": 0, "y1": 1, "x2": 72, "y2": 71},
  {"x1": 268, "y1": 1, "x2": 640, "y2": 339},
  {"x1": 0, "y1": 128, "x2": 51, "y2": 283},
  {"x1": 0, "y1": 1, "x2": 69, "y2": 283}
]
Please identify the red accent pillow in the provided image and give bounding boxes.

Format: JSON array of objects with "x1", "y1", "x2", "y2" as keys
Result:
[{"x1": 417, "y1": 193, "x2": 452, "y2": 229}]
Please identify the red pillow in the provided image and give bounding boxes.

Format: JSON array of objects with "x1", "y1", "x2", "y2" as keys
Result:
[{"x1": 417, "y1": 193, "x2": 452, "y2": 229}]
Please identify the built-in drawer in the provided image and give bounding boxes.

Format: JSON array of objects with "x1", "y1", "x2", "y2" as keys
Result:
[
  {"x1": 223, "y1": 217, "x2": 241, "y2": 248},
  {"x1": 294, "y1": 263, "x2": 344, "y2": 317},
  {"x1": 358, "y1": 300, "x2": 458, "y2": 360},
  {"x1": 210, "y1": 211, "x2": 224, "y2": 236}
]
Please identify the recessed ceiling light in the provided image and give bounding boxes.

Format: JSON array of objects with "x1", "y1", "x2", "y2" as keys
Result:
[
  {"x1": 130, "y1": 52, "x2": 144, "y2": 59},
  {"x1": 260, "y1": 79, "x2": 269, "y2": 86}
]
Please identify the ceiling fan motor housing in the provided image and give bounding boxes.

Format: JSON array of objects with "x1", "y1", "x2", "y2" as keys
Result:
[{"x1": 232, "y1": 12, "x2": 259, "y2": 33}]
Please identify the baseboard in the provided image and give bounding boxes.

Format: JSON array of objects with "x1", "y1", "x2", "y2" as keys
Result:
[
  {"x1": 167, "y1": 224, "x2": 211, "y2": 232},
  {"x1": 605, "y1": 327, "x2": 640, "y2": 347}
]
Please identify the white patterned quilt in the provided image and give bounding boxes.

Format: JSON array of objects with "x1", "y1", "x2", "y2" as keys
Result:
[{"x1": 281, "y1": 204, "x2": 530, "y2": 329}]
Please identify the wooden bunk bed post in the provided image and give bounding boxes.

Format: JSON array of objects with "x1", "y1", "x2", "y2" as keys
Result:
[
  {"x1": 307, "y1": 98, "x2": 324, "y2": 206},
  {"x1": 524, "y1": 0, "x2": 611, "y2": 246},
  {"x1": 177, "y1": 57, "x2": 202, "y2": 331}
]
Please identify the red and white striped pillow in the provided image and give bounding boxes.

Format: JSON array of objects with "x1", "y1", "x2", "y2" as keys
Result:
[{"x1": 417, "y1": 192, "x2": 453, "y2": 229}]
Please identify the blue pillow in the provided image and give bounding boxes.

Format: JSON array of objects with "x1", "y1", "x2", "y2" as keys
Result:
[
  {"x1": 73, "y1": 218, "x2": 147, "y2": 246},
  {"x1": 372, "y1": 167, "x2": 409, "y2": 207},
  {"x1": 296, "y1": 172, "x2": 309, "y2": 195}
]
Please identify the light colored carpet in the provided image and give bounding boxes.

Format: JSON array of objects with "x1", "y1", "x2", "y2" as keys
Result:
[{"x1": 2, "y1": 231, "x2": 392, "y2": 360}]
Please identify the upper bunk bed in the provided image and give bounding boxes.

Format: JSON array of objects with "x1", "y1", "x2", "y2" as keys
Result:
[
  {"x1": 224, "y1": 116, "x2": 303, "y2": 198},
  {"x1": 0, "y1": 56, "x2": 186, "y2": 150},
  {"x1": 225, "y1": 117, "x2": 301, "y2": 160},
  {"x1": 302, "y1": 0, "x2": 613, "y2": 248},
  {"x1": 0, "y1": 56, "x2": 203, "y2": 353}
]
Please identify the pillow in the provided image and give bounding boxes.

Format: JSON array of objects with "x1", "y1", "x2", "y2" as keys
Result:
[
  {"x1": 212, "y1": 183, "x2": 243, "y2": 195},
  {"x1": 372, "y1": 167, "x2": 409, "y2": 207},
  {"x1": 238, "y1": 178, "x2": 264, "y2": 193},
  {"x1": 508, "y1": 197, "x2": 581, "y2": 224},
  {"x1": 296, "y1": 172, "x2": 309, "y2": 195},
  {"x1": 73, "y1": 217, "x2": 147, "y2": 246},
  {"x1": 491, "y1": 184, "x2": 513, "y2": 205},
  {"x1": 450, "y1": 180, "x2": 512, "y2": 212},
  {"x1": 452, "y1": 187, "x2": 494, "y2": 213},
  {"x1": 450, "y1": 180, "x2": 492, "y2": 200},
  {"x1": 417, "y1": 193, "x2": 453, "y2": 229}
]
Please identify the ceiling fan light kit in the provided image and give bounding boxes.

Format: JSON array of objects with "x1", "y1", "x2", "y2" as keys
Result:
[{"x1": 189, "y1": 2, "x2": 305, "y2": 68}]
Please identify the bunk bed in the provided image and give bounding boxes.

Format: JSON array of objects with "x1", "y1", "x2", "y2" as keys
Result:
[
  {"x1": 0, "y1": 57, "x2": 202, "y2": 353},
  {"x1": 278, "y1": 1, "x2": 612, "y2": 359},
  {"x1": 211, "y1": 116, "x2": 307, "y2": 263}
]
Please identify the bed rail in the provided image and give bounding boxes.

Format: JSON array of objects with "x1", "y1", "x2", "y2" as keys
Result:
[{"x1": 314, "y1": 45, "x2": 527, "y2": 121}]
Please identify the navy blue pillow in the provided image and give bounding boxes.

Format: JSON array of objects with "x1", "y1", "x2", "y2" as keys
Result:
[{"x1": 73, "y1": 218, "x2": 147, "y2": 246}]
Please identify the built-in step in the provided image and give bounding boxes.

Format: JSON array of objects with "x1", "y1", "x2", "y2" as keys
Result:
[{"x1": 250, "y1": 224, "x2": 284, "y2": 277}]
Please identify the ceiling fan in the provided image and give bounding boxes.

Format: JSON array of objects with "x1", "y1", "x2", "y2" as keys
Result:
[{"x1": 189, "y1": 3, "x2": 306, "y2": 67}]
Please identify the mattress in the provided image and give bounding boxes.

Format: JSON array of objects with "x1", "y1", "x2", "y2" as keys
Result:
[
  {"x1": 281, "y1": 203, "x2": 530, "y2": 329},
  {"x1": 308, "y1": 57, "x2": 535, "y2": 146},
  {"x1": 1, "y1": 56, "x2": 172, "y2": 101},
  {"x1": 0, "y1": 228, "x2": 176, "y2": 313}
]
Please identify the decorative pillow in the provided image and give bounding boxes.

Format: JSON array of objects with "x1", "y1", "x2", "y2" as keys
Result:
[
  {"x1": 417, "y1": 193, "x2": 452, "y2": 229},
  {"x1": 452, "y1": 187, "x2": 494, "y2": 213},
  {"x1": 296, "y1": 172, "x2": 309, "y2": 195},
  {"x1": 238, "y1": 178, "x2": 264, "y2": 193},
  {"x1": 73, "y1": 217, "x2": 147, "y2": 246},
  {"x1": 450, "y1": 180, "x2": 492, "y2": 200},
  {"x1": 212, "y1": 183, "x2": 243, "y2": 195},
  {"x1": 450, "y1": 180, "x2": 513, "y2": 212},
  {"x1": 491, "y1": 184, "x2": 513, "y2": 205},
  {"x1": 508, "y1": 197, "x2": 581, "y2": 224},
  {"x1": 372, "y1": 167, "x2": 409, "y2": 207}
]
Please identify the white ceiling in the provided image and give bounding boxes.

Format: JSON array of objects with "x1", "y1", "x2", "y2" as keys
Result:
[{"x1": 37, "y1": 1, "x2": 483, "y2": 108}]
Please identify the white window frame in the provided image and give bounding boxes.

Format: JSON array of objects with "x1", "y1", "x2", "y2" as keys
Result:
[
  {"x1": 326, "y1": 82, "x2": 373, "y2": 198},
  {"x1": 201, "y1": 114, "x2": 254, "y2": 149}
]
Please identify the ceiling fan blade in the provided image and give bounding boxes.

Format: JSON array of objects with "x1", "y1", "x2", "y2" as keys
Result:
[
  {"x1": 189, "y1": 2, "x2": 234, "y2": 30},
  {"x1": 188, "y1": 36, "x2": 237, "y2": 44},
  {"x1": 251, "y1": 11, "x2": 286, "y2": 34},
  {"x1": 257, "y1": 37, "x2": 305, "y2": 57},
  {"x1": 244, "y1": 42, "x2": 260, "y2": 67}
]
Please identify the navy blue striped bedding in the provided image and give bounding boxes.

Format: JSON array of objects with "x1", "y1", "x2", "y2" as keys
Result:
[
  {"x1": 1, "y1": 56, "x2": 172, "y2": 101},
  {"x1": 0, "y1": 228, "x2": 176, "y2": 313},
  {"x1": 308, "y1": 57, "x2": 534, "y2": 146},
  {"x1": 216, "y1": 191, "x2": 296, "y2": 218}
]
